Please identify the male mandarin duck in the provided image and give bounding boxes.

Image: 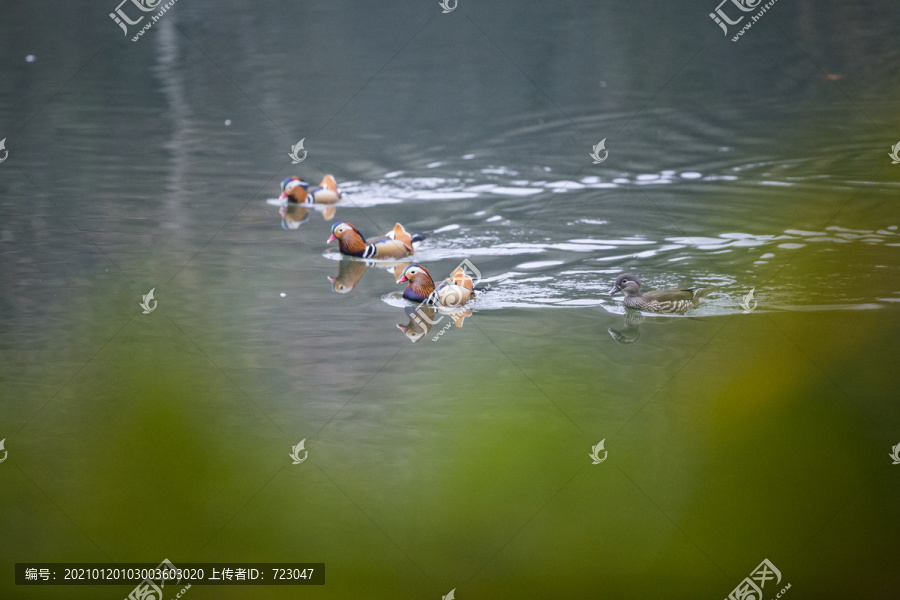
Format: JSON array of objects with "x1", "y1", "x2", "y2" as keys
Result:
[
  {"x1": 397, "y1": 265, "x2": 476, "y2": 307},
  {"x1": 280, "y1": 175, "x2": 342, "y2": 204},
  {"x1": 328, "y1": 222, "x2": 425, "y2": 259},
  {"x1": 609, "y1": 273, "x2": 715, "y2": 314}
]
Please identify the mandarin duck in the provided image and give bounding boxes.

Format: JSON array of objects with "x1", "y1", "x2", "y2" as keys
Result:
[
  {"x1": 609, "y1": 273, "x2": 715, "y2": 314},
  {"x1": 328, "y1": 222, "x2": 425, "y2": 259},
  {"x1": 280, "y1": 175, "x2": 342, "y2": 204},
  {"x1": 396, "y1": 265, "x2": 477, "y2": 307}
]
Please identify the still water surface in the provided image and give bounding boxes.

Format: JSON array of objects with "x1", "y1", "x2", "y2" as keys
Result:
[{"x1": 1, "y1": 1, "x2": 899, "y2": 598}]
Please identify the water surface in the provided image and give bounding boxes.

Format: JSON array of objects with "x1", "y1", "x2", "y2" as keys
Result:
[{"x1": 2, "y1": 1, "x2": 899, "y2": 598}]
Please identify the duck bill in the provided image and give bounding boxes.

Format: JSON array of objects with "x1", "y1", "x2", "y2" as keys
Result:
[
  {"x1": 396, "y1": 275, "x2": 409, "y2": 284},
  {"x1": 327, "y1": 234, "x2": 337, "y2": 243},
  {"x1": 279, "y1": 191, "x2": 288, "y2": 200},
  {"x1": 327, "y1": 276, "x2": 336, "y2": 283},
  {"x1": 396, "y1": 324, "x2": 408, "y2": 333},
  {"x1": 609, "y1": 285, "x2": 621, "y2": 296}
]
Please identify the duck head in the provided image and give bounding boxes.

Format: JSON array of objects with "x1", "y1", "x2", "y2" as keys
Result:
[
  {"x1": 328, "y1": 222, "x2": 367, "y2": 256},
  {"x1": 327, "y1": 222, "x2": 362, "y2": 243},
  {"x1": 279, "y1": 177, "x2": 309, "y2": 202},
  {"x1": 609, "y1": 273, "x2": 642, "y2": 296},
  {"x1": 396, "y1": 264, "x2": 432, "y2": 284},
  {"x1": 397, "y1": 265, "x2": 435, "y2": 302}
]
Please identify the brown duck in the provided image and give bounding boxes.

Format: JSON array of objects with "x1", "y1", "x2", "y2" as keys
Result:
[
  {"x1": 397, "y1": 265, "x2": 476, "y2": 307},
  {"x1": 280, "y1": 175, "x2": 342, "y2": 204},
  {"x1": 328, "y1": 222, "x2": 425, "y2": 259}
]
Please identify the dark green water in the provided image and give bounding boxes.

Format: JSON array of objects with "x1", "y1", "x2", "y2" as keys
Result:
[{"x1": 2, "y1": 1, "x2": 899, "y2": 598}]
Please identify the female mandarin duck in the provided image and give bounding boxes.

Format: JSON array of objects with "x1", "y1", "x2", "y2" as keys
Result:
[
  {"x1": 397, "y1": 265, "x2": 476, "y2": 307},
  {"x1": 280, "y1": 175, "x2": 342, "y2": 204},
  {"x1": 327, "y1": 222, "x2": 424, "y2": 259},
  {"x1": 609, "y1": 273, "x2": 714, "y2": 314}
]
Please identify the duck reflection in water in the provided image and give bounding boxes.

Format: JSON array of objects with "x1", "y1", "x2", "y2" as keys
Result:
[
  {"x1": 279, "y1": 203, "x2": 337, "y2": 230},
  {"x1": 396, "y1": 305, "x2": 473, "y2": 343},
  {"x1": 328, "y1": 259, "x2": 411, "y2": 294},
  {"x1": 607, "y1": 312, "x2": 645, "y2": 345}
]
